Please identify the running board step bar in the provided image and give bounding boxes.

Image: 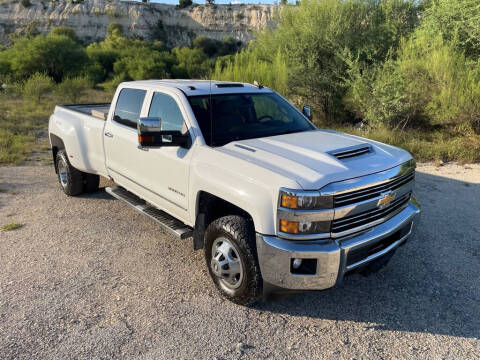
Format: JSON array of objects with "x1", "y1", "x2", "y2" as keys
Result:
[{"x1": 105, "y1": 186, "x2": 193, "y2": 239}]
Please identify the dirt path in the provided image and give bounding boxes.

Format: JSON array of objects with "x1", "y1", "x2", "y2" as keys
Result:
[{"x1": 0, "y1": 163, "x2": 479, "y2": 359}]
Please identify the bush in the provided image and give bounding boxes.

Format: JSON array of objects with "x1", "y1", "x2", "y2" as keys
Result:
[
  {"x1": 178, "y1": 0, "x2": 192, "y2": 8},
  {"x1": 0, "y1": 128, "x2": 34, "y2": 164},
  {"x1": 193, "y1": 36, "x2": 219, "y2": 57},
  {"x1": 345, "y1": 8, "x2": 480, "y2": 133},
  {"x1": 3, "y1": 34, "x2": 88, "y2": 82},
  {"x1": 50, "y1": 26, "x2": 80, "y2": 43},
  {"x1": 172, "y1": 47, "x2": 212, "y2": 79},
  {"x1": 212, "y1": 49, "x2": 289, "y2": 96},
  {"x1": 22, "y1": 73, "x2": 54, "y2": 102},
  {"x1": 213, "y1": 0, "x2": 418, "y2": 124},
  {"x1": 20, "y1": 0, "x2": 31, "y2": 7},
  {"x1": 55, "y1": 76, "x2": 93, "y2": 103},
  {"x1": 421, "y1": 0, "x2": 480, "y2": 59},
  {"x1": 106, "y1": 23, "x2": 124, "y2": 39}
]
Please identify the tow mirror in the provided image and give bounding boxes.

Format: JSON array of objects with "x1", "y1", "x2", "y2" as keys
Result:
[
  {"x1": 302, "y1": 105, "x2": 312, "y2": 121},
  {"x1": 138, "y1": 117, "x2": 189, "y2": 148}
]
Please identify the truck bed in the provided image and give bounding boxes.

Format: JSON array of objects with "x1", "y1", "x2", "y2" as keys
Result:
[
  {"x1": 50, "y1": 103, "x2": 111, "y2": 176},
  {"x1": 59, "y1": 103, "x2": 111, "y2": 120}
]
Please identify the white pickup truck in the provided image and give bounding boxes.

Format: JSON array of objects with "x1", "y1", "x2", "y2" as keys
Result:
[{"x1": 49, "y1": 80, "x2": 421, "y2": 305}]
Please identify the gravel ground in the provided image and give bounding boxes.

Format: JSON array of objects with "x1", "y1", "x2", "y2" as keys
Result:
[{"x1": 0, "y1": 163, "x2": 479, "y2": 359}]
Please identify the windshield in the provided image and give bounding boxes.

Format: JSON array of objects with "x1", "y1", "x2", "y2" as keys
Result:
[{"x1": 188, "y1": 92, "x2": 315, "y2": 146}]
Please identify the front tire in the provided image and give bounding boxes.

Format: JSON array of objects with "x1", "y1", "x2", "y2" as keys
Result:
[
  {"x1": 204, "y1": 215, "x2": 262, "y2": 305},
  {"x1": 56, "y1": 150, "x2": 84, "y2": 196}
]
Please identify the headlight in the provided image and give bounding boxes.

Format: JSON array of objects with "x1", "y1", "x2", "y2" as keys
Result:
[
  {"x1": 279, "y1": 189, "x2": 332, "y2": 210},
  {"x1": 278, "y1": 189, "x2": 333, "y2": 238}
]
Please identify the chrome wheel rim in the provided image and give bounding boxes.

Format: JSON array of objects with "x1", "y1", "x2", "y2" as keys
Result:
[
  {"x1": 58, "y1": 158, "x2": 68, "y2": 188},
  {"x1": 211, "y1": 237, "x2": 244, "y2": 290}
]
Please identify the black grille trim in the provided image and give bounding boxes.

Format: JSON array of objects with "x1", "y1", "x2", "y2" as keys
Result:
[{"x1": 334, "y1": 171, "x2": 415, "y2": 207}]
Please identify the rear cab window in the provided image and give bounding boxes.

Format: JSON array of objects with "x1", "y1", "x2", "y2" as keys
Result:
[{"x1": 113, "y1": 88, "x2": 147, "y2": 129}]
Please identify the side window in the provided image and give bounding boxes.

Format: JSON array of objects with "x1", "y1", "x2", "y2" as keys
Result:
[
  {"x1": 148, "y1": 92, "x2": 185, "y2": 132},
  {"x1": 113, "y1": 88, "x2": 147, "y2": 129}
]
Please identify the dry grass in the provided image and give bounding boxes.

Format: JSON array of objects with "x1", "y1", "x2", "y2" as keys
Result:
[{"x1": 0, "y1": 88, "x2": 111, "y2": 165}]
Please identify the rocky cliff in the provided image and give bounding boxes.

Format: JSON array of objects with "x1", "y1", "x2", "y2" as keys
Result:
[{"x1": 0, "y1": 0, "x2": 277, "y2": 46}]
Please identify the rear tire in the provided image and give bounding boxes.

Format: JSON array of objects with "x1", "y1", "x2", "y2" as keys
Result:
[
  {"x1": 55, "y1": 150, "x2": 84, "y2": 196},
  {"x1": 204, "y1": 215, "x2": 262, "y2": 306}
]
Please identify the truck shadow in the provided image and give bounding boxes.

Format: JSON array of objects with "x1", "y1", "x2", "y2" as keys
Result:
[
  {"x1": 76, "y1": 188, "x2": 116, "y2": 201},
  {"x1": 76, "y1": 178, "x2": 117, "y2": 200},
  {"x1": 255, "y1": 170, "x2": 480, "y2": 340}
]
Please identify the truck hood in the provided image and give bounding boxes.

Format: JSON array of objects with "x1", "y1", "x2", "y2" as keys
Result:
[{"x1": 217, "y1": 130, "x2": 412, "y2": 190}]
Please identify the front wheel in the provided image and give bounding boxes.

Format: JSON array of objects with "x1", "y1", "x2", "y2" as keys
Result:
[{"x1": 204, "y1": 215, "x2": 262, "y2": 305}]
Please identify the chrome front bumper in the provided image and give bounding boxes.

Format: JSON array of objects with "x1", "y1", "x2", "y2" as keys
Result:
[{"x1": 256, "y1": 197, "x2": 421, "y2": 291}]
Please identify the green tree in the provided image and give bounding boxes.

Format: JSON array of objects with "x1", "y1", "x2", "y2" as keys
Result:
[
  {"x1": 344, "y1": 0, "x2": 480, "y2": 133},
  {"x1": 172, "y1": 47, "x2": 212, "y2": 78},
  {"x1": 106, "y1": 23, "x2": 124, "y2": 39},
  {"x1": 178, "y1": 0, "x2": 192, "y2": 8},
  {"x1": 213, "y1": 0, "x2": 418, "y2": 123},
  {"x1": 86, "y1": 25, "x2": 177, "y2": 89},
  {"x1": 4, "y1": 33, "x2": 88, "y2": 82},
  {"x1": 50, "y1": 26, "x2": 80, "y2": 43},
  {"x1": 421, "y1": 0, "x2": 480, "y2": 59},
  {"x1": 193, "y1": 36, "x2": 218, "y2": 57}
]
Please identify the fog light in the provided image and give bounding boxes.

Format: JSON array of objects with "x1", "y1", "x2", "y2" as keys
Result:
[{"x1": 292, "y1": 258, "x2": 302, "y2": 269}]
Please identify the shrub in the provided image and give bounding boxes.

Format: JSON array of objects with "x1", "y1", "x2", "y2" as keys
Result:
[
  {"x1": 421, "y1": 0, "x2": 480, "y2": 59},
  {"x1": 178, "y1": 0, "x2": 192, "y2": 8},
  {"x1": 213, "y1": 0, "x2": 418, "y2": 124},
  {"x1": 107, "y1": 23, "x2": 123, "y2": 39},
  {"x1": 212, "y1": 49, "x2": 289, "y2": 96},
  {"x1": 55, "y1": 76, "x2": 93, "y2": 103},
  {"x1": 172, "y1": 47, "x2": 212, "y2": 79},
  {"x1": 345, "y1": 24, "x2": 480, "y2": 133},
  {"x1": 0, "y1": 128, "x2": 35, "y2": 164},
  {"x1": 22, "y1": 73, "x2": 54, "y2": 102},
  {"x1": 3, "y1": 34, "x2": 88, "y2": 82},
  {"x1": 20, "y1": 0, "x2": 31, "y2": 7},
  {"x1": 193, "y1": 36, "x2": 218, "y2": 57},
  {"x1": 50, "y1": 26, "x2": 80, "y2": 43}
]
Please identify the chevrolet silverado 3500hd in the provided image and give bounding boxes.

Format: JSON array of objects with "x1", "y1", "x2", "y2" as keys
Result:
[{"x1": 49, "y1": 80, "x2": 421, "y2": 305}]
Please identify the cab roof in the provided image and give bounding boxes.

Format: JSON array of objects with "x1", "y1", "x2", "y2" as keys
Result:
[{"x1": 121, "y1": 79, "x2": 273, "y2": 96}]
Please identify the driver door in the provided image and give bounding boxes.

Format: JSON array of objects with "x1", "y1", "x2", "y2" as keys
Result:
[{"x1": 132, "y1": 90, "x2": 193, "y2": 221}]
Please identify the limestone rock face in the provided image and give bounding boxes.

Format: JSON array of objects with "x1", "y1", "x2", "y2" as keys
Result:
[{"x1": 0, "y1": 0, "x2": 277, "y2": 46}]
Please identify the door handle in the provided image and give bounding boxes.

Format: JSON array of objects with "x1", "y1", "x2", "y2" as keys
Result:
[{"x1": 104, "y1": 132, "x2": 114, "y2": 138}]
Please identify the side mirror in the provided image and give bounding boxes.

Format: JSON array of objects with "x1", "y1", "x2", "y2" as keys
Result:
[
  {"x1": 302, "y1": 105, "x2": 312, "y2": 121},
  {"x1": 138, "y1": 117, "x2": 189, "y2": 148}
]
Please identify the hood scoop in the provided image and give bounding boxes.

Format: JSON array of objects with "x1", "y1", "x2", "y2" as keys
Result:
[{"x1": 329, "y1": 144, "x2": 372, "y2": 160}]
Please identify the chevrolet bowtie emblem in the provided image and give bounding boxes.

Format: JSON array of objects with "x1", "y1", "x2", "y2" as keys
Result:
[{"x1": 378, "y1": 191, "x2": 395, "y2": 208}]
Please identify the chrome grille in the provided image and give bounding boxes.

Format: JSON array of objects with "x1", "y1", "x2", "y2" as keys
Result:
[
  {"x1": 332, "y1": 192, "x2": 411, "y2": 236},
  {"x1": 334, "y1": 171, "x2": 415, "y2": 207}
]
